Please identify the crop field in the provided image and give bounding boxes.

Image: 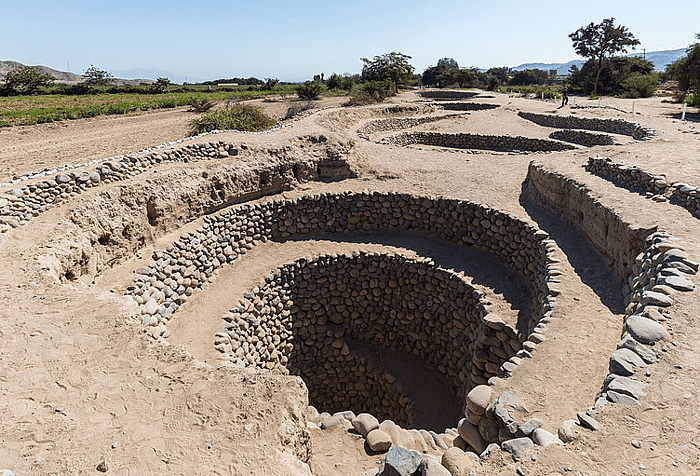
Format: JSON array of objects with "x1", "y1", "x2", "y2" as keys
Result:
[{"x1": 0, "y1": 84, "x2": 302, "y2": 127}]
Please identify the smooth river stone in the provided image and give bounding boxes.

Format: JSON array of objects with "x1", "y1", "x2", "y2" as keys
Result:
[{"x1": 626, "y1": 315, "x2": 668, "y2": 344}]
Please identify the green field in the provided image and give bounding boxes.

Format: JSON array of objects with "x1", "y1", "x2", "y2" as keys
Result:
[{"x1": 0, "y1": 84, "x2": 301, "y2": 127}]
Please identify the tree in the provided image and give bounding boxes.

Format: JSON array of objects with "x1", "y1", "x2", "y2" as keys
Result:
[
  {"x1": 361, "y1": 52, "x2": 414, "y2": 93},
  {"x1": 82, "y1": 65, "x2": 116, "y2": 87},
  {"x1": 567, "y1": 56, "x2": 658, "y2": 97},
  {"x1": 422, "y1": 65, "x2": 449, "y2": 87},
  {"x1": 486, "y1": 67, "x2": 511, "y2": 85},
  {"x1": 326, "y1": 73, "x2": 354, "y2": 91},
  {"x1": 509, "y1": 68, "x2": 549, "y2": 86},
  {"x1": 666, "y1": 34, "x2": 700, "y2": 104},
  {"x1": 569, "y1": 18, "x2": 640, "y2": 95},
  {"x1": 437, "y1": 57, "x2": 459, "y2": 70},
  {"x1": 297, "y1": 81, "x2": 321, "y2": 100},
  {"x1": 2, "y1": 65, "x2": 55, "y2": 94},
  {"x1": 153, "y1": 77, "x2": 170, "y2": 92},
  {"x1": 264, "y1": 78, "x2": 279, "y2": 91}
]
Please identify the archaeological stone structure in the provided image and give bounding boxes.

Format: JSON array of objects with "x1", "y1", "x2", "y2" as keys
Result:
[{"x1": 2, "y1": 88, "x2": 699, "y2": 476}]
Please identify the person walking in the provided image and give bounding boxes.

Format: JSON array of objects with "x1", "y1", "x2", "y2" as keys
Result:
[{"x1": 561, "y1": 88, "x2": 569, "y2": 107}]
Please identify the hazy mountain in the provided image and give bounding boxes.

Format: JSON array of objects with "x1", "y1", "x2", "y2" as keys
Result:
[
  {"x1": 0, "y1": 60, "x2": 83, "y2": 82},
  {"x1": 512, "y1": 59, "x2": 584, "y2": 75},
  {"x1": 112, "y1": 68, "x2": 202, "y2": 85},
  {"x1": 512, "y1": 47, "x2": 687, "y2": 74}
]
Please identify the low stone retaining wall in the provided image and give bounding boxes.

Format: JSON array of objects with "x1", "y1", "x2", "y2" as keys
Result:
[
  {"x1": 585, "y1": 157, "x2": 700, "y2": 218},
  {"x1": 0, "y1": 138, "x2": 355, "y2": 237},
  {"x1": 382, "y1": 131, "x2": 577, "y2": 153},
  {"x1": 549, "y1": 130, "x2": 617, "y2": 147},
  {"x1": 518, "y1": 112, "x2": 655, "y2": 140},
  {"x1": 0, "y1": 141, "x2": 239, "y2": 232},
  {"x1": 217, "y1": 252, "x2": 491, "y2": 425},
  {"x1": 525, "y1": 162, "x2": 652, "y2": 280},
  {"x1": 357, "y1": 114, "x2": 462, "y2": 138},
  {"x1": 525, "y1": 160, "x2": 697, "y2": 421},
  {"x1": 436, "y1": 102, "x2": 500, "y2": 112},
  {"x1": 418, "y1": 91, "x2": 480, "y2": 100}
]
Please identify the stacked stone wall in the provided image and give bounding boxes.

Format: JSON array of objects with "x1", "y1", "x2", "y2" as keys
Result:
[
  {"x1": 0, "y1": 141, "x2": 239, "y2": 231},
  {"x1": 418, "y1": 91, "x2": 479, "y2": 100},
  {"x1": 437, "y1": 102, "x2": 500, "y2": 112},
  {"x1": 526, "y1": 162, "x2": 652, "y2": 280},
  {"x1": 383, "y1": 131, "x2": 577, "y2": 153},
  {"x1": 586, "y1": 157, "x2": 700, "y2": 218},
  {"x1": 549, "y1": 130, "x2": 617, "y2": 147},
  {"x1": 357, "y1": 114, "x2": 461, "y2": 138},
  {"x1": 128, "y1": 192, "x2": 559, "y2": 388},
  {"x1": 218, "y1": 252, "x2": 492, "y2": 425},
  {"x1": 518, "y1": 112, "x2": 655, "y2": 140}
]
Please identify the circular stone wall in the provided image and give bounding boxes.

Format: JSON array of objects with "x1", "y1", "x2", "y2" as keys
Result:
[
  {"x1": 418, "y1": 91, "x2": 480, "y2": 100},
  {"x1": 129, "y1": 192, "x2": 560, "y2": 388},
  {"x1": 217, "y1": 252, "x2": 490, "y2": 426},
  {"x1": 382, "y1": 131, "x2": 577, "y2": 152}
]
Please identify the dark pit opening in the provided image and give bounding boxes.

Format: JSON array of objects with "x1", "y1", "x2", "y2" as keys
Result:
[{"x1": 222, "y1": 252, "x2": 498, "y2": 431}]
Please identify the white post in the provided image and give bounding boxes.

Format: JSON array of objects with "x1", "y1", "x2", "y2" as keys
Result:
[
  {"x1": 632, "y1": 101, "x2": 635, "y2": 114},
  {"x1": 541, "y1": 92, "x2": 544, "y2": 100},
  {"x1": 598, "y1": 98, "x2": 601, "y2": 107},
  {"x1": 682, "y1": 103, "x2": 687, "y2": 121},
  {"x1": 573, "y1": 97, "x2": 576, "y2": 106}
]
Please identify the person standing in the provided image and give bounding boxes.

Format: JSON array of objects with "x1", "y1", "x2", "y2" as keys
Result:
[{"x1": 561, "y1": 89, "x2": 569, "y2": 107}]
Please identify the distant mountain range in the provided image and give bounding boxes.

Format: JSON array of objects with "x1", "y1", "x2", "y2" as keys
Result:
[
  {"x1": 0, "y1": 60, "x2": 84, "y2": 82},
  {"x1": 512, "y1": 48, "x2": 686, "y2": 74},
  {"x1": 0, "y1": 60, "x2": 155, "y2": 86},
  {"x1": 112, "y1": 68, "x2": 204, "y2": 85}
]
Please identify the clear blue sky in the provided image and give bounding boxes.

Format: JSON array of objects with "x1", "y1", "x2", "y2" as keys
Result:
[{"x1": 3, "y1": 0, "x2": 698, "y2": 82}]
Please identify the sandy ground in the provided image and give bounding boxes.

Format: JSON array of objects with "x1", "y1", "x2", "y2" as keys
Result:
[{"x1": 1, "y1": 91, "x2": 699, "y2": 475}]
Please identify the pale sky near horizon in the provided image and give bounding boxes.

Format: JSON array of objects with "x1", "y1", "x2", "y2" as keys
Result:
[{"x1": 3, "y1": 1, "x2": 698, "y2": 82}]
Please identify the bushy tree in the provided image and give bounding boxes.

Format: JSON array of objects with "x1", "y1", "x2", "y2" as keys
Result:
[
  {"x1": 326, "y1": 73, "x2": 354, "y2": 91},
  {"x1": 264, "y1": 78, "x2": 279, "y2": 91},
  {"x1": 152, "y1": 77, "x2": 170, "y2": 93},
  {"x1": 437, "y1": 57, "x2": 459, "y2": 70},
  {"x1": 666, "y1": 34, "x2": 700, "y2": 104},
  {"x1": 569, "y1": 18, "x2": 640, "y2": 95},
  {"x1": 83, "y1": 65, "x2": 116, "y2": 87},
  {"x1": 361, "y1": 52, "x2": 414, "y2": 93},
  {"x1": 486, "y1": 67, "x2": 511, "y2": 84},
  {"x1": 509, "y1": 69, "x2": 549, "y2": 86},
  {"x1": 2, "y1": 65, "x2": 55, "y2": 94},
  {"x1": 567, "y1": 56, "x2": 658, "y2": 97},
  {"x1": 422, "y1": 63, "x2": 473, "y2": 88},
  {"x1": 422, "y1": 65, "x2": 449, "y2": 87},
  {"x1": 297, "y1": 81, "x2": 321, "y2": 100}
]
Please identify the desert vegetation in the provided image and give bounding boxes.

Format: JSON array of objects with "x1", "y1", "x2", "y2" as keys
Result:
[
  {"x1": 665, "y1": 33, "x2": 700, "y2": 105},
  {"x1": 188, "y1": 101, "x2": 276, "y2": 135}
]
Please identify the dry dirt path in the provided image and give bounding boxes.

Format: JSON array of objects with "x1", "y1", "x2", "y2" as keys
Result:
[{"x1": 0, "y1": 107, "x2": 197, "y2": 184}]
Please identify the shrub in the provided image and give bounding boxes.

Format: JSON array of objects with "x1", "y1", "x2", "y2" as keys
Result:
[
  {"x1": 284, "y1": 101, "x2": 314, "y2": 119},
  {"x1": 326, "y1": 74, "x2": 354, "y2": 91},
  {"x1": 188, "y1": 102, "x2": 276, "y2": 135},
  {"x1": 189, "y1": 98, "x2": 216, "y2": 112},
  {"x1": 487, "y1": 76, "x2": 499, "y2": 91},
  {"x1": 619, "y1": 72, "x2": 659, "y2": 98},
  {"x1": 344, "y1": 80, "x2": 395, "y2": 106},
  {"x1": 296, "y1": 81, "x2": 321, "y2": 100},
  {"x1": 684, "y1": 92, "x2": 700, "y2": 106}
]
